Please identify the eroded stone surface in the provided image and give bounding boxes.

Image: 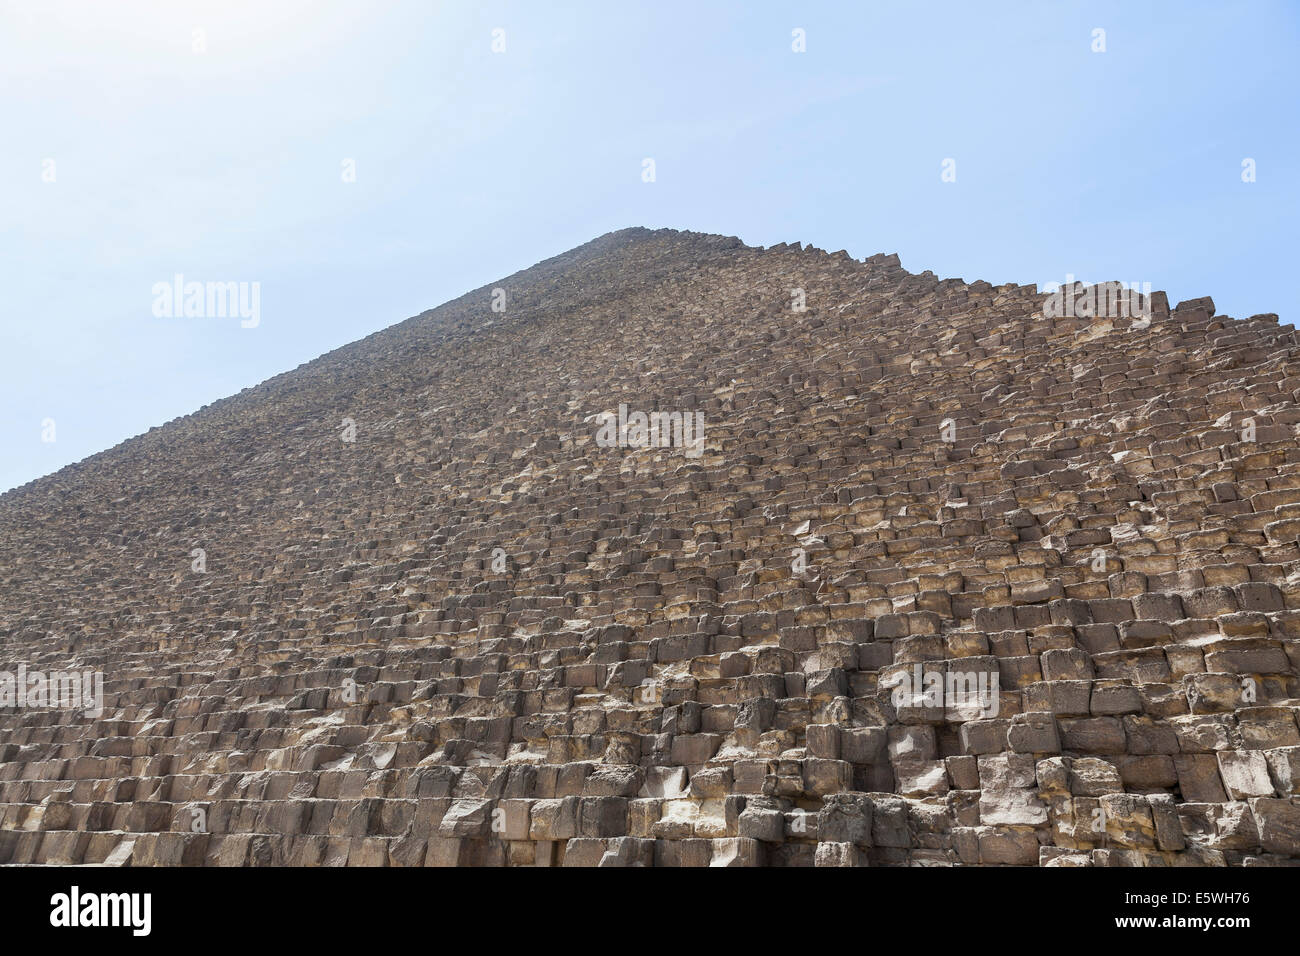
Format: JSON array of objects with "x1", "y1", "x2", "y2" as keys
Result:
[{"x1": 0, "y1": 227, "x2": 1298, "y2": 866}]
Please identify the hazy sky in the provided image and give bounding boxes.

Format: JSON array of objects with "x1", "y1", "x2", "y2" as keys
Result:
[{"x1": 3, "y1": 0, "x2": 1297, "y2": 493}]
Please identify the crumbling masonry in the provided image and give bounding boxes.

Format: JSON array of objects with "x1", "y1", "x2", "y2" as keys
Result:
[{"x1": 2, "y1": 227, "x2": 1299, "y2": 866}]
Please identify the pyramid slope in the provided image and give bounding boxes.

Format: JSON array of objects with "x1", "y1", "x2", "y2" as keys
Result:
[{"x1": 1, "y1": 228, "x2": 1298, "y2": 866}]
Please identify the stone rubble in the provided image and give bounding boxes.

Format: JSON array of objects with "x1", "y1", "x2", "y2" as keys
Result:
[{"x1": 1, "y1": 226, "x2": 1298, "y2": 866}]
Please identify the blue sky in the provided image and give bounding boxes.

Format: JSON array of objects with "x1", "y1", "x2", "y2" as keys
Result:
[{"x1": 3, "y1": 0, "x2": 1297, "y2": 493}]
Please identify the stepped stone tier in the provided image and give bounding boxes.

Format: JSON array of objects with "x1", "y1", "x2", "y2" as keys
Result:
[{"x1": 3, "y1": 227, "x2": 1300, "y2": 867}]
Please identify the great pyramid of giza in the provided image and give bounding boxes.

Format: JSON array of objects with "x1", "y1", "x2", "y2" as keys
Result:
[{"x1": 2, "y1": 227, "x2": 1298, "y2": 866}]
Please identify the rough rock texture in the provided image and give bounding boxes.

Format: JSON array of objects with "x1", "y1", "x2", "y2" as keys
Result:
[{"x1": 2, "y1": 226, "x2": 1299, "y2": 866}]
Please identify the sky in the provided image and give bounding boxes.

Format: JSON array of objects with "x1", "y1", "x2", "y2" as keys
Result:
[{"x1": 2, "y1": 0, "x2": 1298, "y2": 493}]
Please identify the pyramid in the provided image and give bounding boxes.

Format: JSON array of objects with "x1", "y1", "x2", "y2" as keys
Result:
[{"x1": 2, "y1": 227, "x2": 1298, "y2": 866}]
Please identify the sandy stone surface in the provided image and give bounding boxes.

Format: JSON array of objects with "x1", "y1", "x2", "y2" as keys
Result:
[{"x1": 1, "y1": 227, "x2": 1297, "y2": 866}]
